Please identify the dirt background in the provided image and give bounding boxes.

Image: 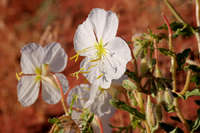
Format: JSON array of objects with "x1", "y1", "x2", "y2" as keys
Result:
[{"x1": 0, "y1": 0, "x2": 200, "y2": 132}]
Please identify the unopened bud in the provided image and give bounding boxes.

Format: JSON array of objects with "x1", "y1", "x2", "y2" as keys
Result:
[
  {"x1": 140, "y1": 58, "x2": 149, "y2": 76},
  {"x1": 146, "y1": 96, "x2": 156, "y2": 127},
  {"x1": 154, "y1": 104, "x2": 162, "y2": 122},
  {"x1": 164, "y1": 89, "x2": 174, "y2": 105}
]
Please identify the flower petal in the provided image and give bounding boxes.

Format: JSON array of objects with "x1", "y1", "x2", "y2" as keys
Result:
[
  {"x1": 89, "y1": 90, "x2": 115, "y2": 117},
  {"x1": 17, "y1": 76, "x2": 40, "y2": 106},
  {"x1": 80, "y1": 58, "x2": 112, "y2": 88},
  {"x1": 88, "y1": 8, "x2": 118, "y2": 44},
  {"x1": 20, "y1": 43, "x2": 44, "y2": 74},
  {"x1": 74, "y1": 19, "x2": 96, "y2": 57},
  {"x1": 42, "y1": 73, "x2": 68, "y2": 104},
  {"x1": 43, "y1": 43, "x2": 67, "y2": 72},
  {"x1": 106, "y1": 37, "x2": 132, "y2": 63}
]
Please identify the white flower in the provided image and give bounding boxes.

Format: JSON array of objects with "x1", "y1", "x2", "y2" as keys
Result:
[
  {"x1": 73, "y1": 8, "x2": 132, "y2": 89},
  {"x1": 17, "y1": 42, "x2": 68, "y2": 106},
  {"x1": 67, "y1": 84, "x2": 115, "y2": 133}
]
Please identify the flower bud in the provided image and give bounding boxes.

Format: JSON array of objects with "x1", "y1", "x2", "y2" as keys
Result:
[
  {"x1": 156, "y1": 90, "x2": 164, "y2": 104},
  {"x1": 164, "y1": 89, "x2": 174, "y2": 105},
  {"x1": 154, "y1": 104, "x2": 162, "y2": 122},
  {"x1": 146, "y1": 96, "x2": 156, "y2": 127},
  {"x1": 140, "y1": 58, "x2": 149, "y2": 76}
]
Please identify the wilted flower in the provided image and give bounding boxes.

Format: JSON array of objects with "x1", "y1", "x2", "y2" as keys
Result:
[
  {"x1": 17, "y1": 43, "x2": 68, "y2": 106},
  {"x1": 67, "y1": 84, "x2": 115, "y2": 133},
  {"x1": 72, "y1": 8, "x2": 131, "y2": 89}
]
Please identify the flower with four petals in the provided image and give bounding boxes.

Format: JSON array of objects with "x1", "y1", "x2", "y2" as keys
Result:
[{"x1": 17, "y1": 43, "x2": 68, "y2": 106}]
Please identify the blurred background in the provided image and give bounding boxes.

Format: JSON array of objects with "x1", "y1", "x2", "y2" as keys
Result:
[{"x1": 0, "y1": 0, "x2": 199, "y2": 132}]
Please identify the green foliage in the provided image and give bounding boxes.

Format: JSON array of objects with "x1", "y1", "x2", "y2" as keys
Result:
[
  {"x1": 109, "y1": 124, "x2": 132, "y2": 133},
  {"x1": 122, "y1": 79, "x2": 137, "y2": 90},
  {"x1": 80, "y1": 110, "x2": 94, "y2": 133},
  {"x1": 176, "y1": 49, "x2": 191, "y2": 70},
  {"x1": 69, "y1": 94, "x2": 78, "y2": 116},
  {"x1": 191, "y1": 109, "x2": 200, "y2": 133},
  {"x1": 125, "y1": 70, "x2": 140, "y2": 82},
  {"x1": 158, "y1": 22, "x2": 193, "y2": 38},
  {"x1": 191, "y1": 74, "x2": 200, "y2": 86},
  {"x1": 184, "y1": 88, "x2": 200, "y2": 99},
  {"x1": 187, "y1": 65, "x2": 200, "y2": 72},
  {"x1": 48, "y1": 117, "x2": 61, "y2": 125},
  {"x1": 110, "y1": 99, "x2": 145, "y2": 120},
  {"x1": 158, "y1": 48, "x2": 176, "y2": 57},
  {"x1": 159, "y1": 122, "x2": 183, "y2": 133}
]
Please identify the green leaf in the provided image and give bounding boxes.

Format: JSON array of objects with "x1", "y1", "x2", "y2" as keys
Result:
[
  {"x1": 48, "y1": 117, "x2": 60, "y2": 125},
  {"x1": 110, "y1": 99, "x2": 145, "y2": 120},
  {"x1": 159, "y1": 122, "x2": 175, "y2": 132},
  {"x1": 158, "y1": 48, "x2": 176, "y2": 57},
  {"x1": 184, "y1": 88, "x2": 200, "y2": 99},
  {"x1": 188, "y1": 65, "x2": 200, "y2": 72},
  {"x1": 191, "y1": 74, "x2": 200, "y2": 86},
  {"x1": 125, "y1": 70, "x2": 140, "y2": 82},
  {"x1": 195, "y1": 100, "x2": 200, "y2": 106},
  {"x1": 158, "y1": 22, "x2": 193, "y2": 38},
  {"x1": 122, "y1": 79, "x2": 137, "y2": 90},
  {"x1": 170, "y1": 127, "x2": 184, "y2": 133},
  {"x1": 191, "y1": 109, "x2": 200, "y2": 132},
  {"x1": 170, "y1": 116, "x2": 181, "y2": 122},
  {"x1": 176, "y1": 49, "x2": 191, "y2": 70},
  {"x1": 57, "y1": 129, "x2": 64, "y2": 133},
  {"x1": 69, "y1": 94, "x2": 78, "y2": 116}
]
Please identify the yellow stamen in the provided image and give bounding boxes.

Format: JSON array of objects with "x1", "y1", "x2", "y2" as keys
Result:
[
  {"x1": 16, "y1": 72, "x2": 23, "y2": 81},
  {"x1": 89, "y1": 57, "x2": 101, "y2": 62},
  {"x1": 71, "y1": 67, "x2": 90, "y2": 79},
  {"x1": 70, "y1": 53, "x2": 79, "y2": 62},
  {"x1": 88, "y1": 64, "x2": 97, "y2": 70},
  {"x1": 94, "y1": 39, "x2": 107, "y2": 59},
  {"x1": 70, "y1": 47, "x2": 93, "y2": 62},
  {"x1": 96, "y1": 72, "x2": 104, "y2": 79},
  {"x1": 35, "y1": 67, "x2": 42, "y2": 75}
]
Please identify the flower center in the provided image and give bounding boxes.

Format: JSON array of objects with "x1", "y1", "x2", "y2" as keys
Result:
[
  {"x1": 94, "y1": 39, "x2": 107, "y2": 59},
  {"x1": 34, "y1": 64, "x2": 49, "y2": 82}
]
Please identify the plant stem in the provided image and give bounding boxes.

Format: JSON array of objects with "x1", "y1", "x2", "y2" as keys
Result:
[
  {"x1": 180, "y1": 70, "x2": 192, "y2": 95},
  {"x1": 164, "y1": 0, "x2": 200, "y2": 55},
  {"x1": 196, "y1": 0, "x2": 200, "y2": 54},
  {"x1": 174, "y1": 98, "x2": 190, "y2": 132},
  {"x1": 162, "y1": 15, "x2": 177, "y2": 92},
  {"x1": 164, "y1": 0, "x2": 185, "y2": 23},
  {"x1": 53, "y1": 74, "x2": 68, "y2": 116},
  {"x1": 94, "y1": 115, "x2": 104, "y2": 133}
]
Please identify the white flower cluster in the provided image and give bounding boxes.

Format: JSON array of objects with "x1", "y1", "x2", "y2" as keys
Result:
[{"x1": 17, "y1": 8, "x2": 131, "y2": 132}]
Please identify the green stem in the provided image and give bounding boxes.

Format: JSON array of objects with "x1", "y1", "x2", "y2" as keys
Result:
[
  {"x1": 164, "y1": 0, "x2": 185, "y2": 23},
  {"x1": 174, "y1": 98, "x2": 190, "y2": 132},
  {"x1": 180, "y1": 70, "x2": 192, "y2": 95},
  {"x1": 195, "y1": 0, "x2": 200, "y2": 55},
  {"x1": 164, "y1": 0, "x2": 200, "y2": 55}
]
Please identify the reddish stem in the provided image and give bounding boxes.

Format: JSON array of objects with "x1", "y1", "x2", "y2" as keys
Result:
[
  {"x1": 53, "y1": 74, "x2": 68, "y2": 115},
  {"x1": 162, "y1": 14, "x2": 173, "y2": 36},
  {"x1": 95, "y1": 115, "x2": 104, "y2": 133}
]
